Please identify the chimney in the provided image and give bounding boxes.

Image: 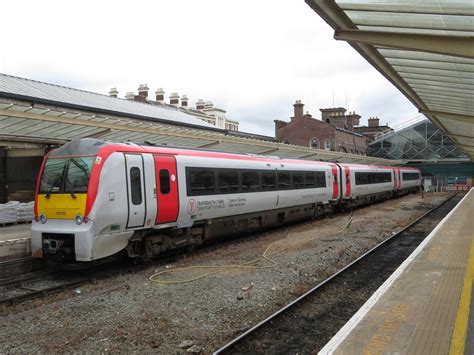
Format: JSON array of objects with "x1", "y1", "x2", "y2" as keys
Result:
[
  {"x1": 170, "y1": 93, "x2": 179, "y2": 106},
  {"x1": 274, "y1": 119, "x2": 288, "y2": 133},
  {"x1": 138, "y1": 84, "x2": 149, "y2": 98},
  {"x1": 196, "y1": 99, "x2": 205, "y2": 110},
  {"x1": 293, "y1": 100, "x2": 304, "y2": 120},
  {"x1": 346, "y1": 111, "x2": 361, "y2": 127},
  {"x1": 368, "y1": 116, "x2": 380, "y2": 127},
  {"x1": 125, "y1": 92, "x2": 135, "y2": 100},
  {"x1": 155, "y1": 88, "x2": 165, "y2": 103},
  {"x1": 181, "y1": 95, "x2": 188, "y2": 108},
  {"x1": 204, "y1": 101, "x2": 214, "y2": 109},
  {"x1": 109, "y1": 87, "x2": 118, "y2": 98}
]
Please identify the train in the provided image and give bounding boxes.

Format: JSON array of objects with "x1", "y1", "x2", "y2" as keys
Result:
[{"x1": 31, "y1": 138, "x2": 421, "y2": 263}]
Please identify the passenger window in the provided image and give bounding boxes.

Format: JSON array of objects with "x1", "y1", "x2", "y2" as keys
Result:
[
  {"x1": 278, "y1": 172, "x2": 291, "y2": 189},
  {"x1": 159, "y1": 169, "x2": 170, "y2": 194},
  {"x1": 292, "y1": 172, "x2": 304, "y2": 188},
  {"x1": 241, "y1": 171, "x2": 259, "y2": 192},
  {"x1": 261, "y1": 171, "x2": 276, "y2": 191},
  {"x1": 304, "y1": 172, "x2": 316, "y2": 187},
  {"x1": 218, "y1": 170, "x2": 239, "y2": 193},
  {"x1": 189, "y1": 169, "x2": 215, "y2": 195},
  {"x1": 315, "y1": 172, "x2": 326, "y2": 188},
  {"x1": 130, "y1": 167, "x2": 142, "y2": 205}
]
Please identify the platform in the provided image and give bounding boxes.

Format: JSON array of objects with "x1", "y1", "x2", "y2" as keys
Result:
[
  {"x1": 320, "y1": 189, "x2": 474, "y2": 355},
  {"x1": 0, "y1": 224, "x2": 31, "y2": 261}
]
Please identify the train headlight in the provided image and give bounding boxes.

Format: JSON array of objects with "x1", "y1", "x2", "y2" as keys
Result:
[
  {"x1": 75, "y1": 214, "x2": 84, "y2": 225},
  {"x1": 39, "y1": 214, "x2": 47, "y2": 224}
]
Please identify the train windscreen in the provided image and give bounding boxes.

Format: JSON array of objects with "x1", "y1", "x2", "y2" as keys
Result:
[{"x1": 39, "y1": 157, "x2": 95, "y2": 195}]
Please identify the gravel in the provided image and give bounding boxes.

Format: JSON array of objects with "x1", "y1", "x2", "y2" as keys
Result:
[{"x1": 0, "y1": 192, "x2": 451, "y2": 354}]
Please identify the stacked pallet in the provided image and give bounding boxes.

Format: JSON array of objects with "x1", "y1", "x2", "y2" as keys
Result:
[
  {"x1": 0, "y1": 201, "x2": 20, "y2": 224},
  {"x1": 17, "y1": 201, "x2": 35, "y2": 222},
  {"x1": 0, "y1": 201, "x2": 35, "y2": 225}
]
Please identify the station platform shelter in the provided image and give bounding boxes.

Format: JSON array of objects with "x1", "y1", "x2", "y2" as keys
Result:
[{"x1": 320, "y1": 188, "x2": 474, "y2": 355}]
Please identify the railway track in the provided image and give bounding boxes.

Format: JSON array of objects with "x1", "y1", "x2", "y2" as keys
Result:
[
  {"x1": 1, "y1": 193, "x2": 454, "y2": 309},
  {"x1": 0, "y1": 259, "x2": 138, "y2": 305},
  {"x1": 214, "y1": 193, "x2": 461, "y2": 354},
  {"x1": 0, "y1": 224, "x2": 290, "y2": 306},
  {"x1": 0, "y1": 207, "x2": 348, "y2": 306}
]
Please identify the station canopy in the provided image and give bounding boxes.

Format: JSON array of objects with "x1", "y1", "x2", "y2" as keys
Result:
[
  {"x1": 306, "y1": 0, "x2": 474, "y2": 161},
  {"x1": 0, "y1": 73, "x2": 401, "y2": 165}
]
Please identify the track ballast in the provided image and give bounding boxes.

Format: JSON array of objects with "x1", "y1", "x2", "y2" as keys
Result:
[{"x1": 214, "y1": 193, "x2": 461, "y2": 354}]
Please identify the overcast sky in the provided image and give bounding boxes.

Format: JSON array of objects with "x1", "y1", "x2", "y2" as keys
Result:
[{"x1": 0, "y1": 0, "x2": 420, "y2": 136}]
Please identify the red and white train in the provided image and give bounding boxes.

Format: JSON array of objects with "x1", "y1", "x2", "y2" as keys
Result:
[{"x1": 31, "y1": 139, "x2": 421, "y2": 263}]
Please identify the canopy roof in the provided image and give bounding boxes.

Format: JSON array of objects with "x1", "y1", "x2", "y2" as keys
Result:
[
  {"x1": 0, "y1": 100, "x2": 401, "y2": 165},
  {"x1": 0, "y1": 73, "x2": 217, "y2": 131},
  {"x1": 306, "y1": 0, "x2": 474, "y2": 161}
]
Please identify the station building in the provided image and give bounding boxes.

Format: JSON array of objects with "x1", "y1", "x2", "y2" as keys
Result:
[
  {"x1": 274, "y1": 101, "x2": 371, "y2": 155},
  {"x1": 354, "y1": 116, "x2": 393, "y2": 139},
  {"x1": 116, "y1": 85, "x2": 240, "y2": 131}
]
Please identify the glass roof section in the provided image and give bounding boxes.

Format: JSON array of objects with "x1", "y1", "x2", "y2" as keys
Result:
[
  {"x1": 306, "y1": 0, "x2": 474, "y2": 160},
  {"x1": 368, "y1": 119, "x2": 469, "y2": 161}
]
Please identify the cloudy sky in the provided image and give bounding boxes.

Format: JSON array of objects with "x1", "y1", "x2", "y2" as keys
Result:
[{"x1": 0, "y1": 0, "x2": 420, "y2": 136}]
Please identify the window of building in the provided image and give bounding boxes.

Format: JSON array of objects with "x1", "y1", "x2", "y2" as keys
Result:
[
  {"x1": 130, "y1": 167, "x2": 142, "y2": 205},
  {"x1": 310, "y1": 139, "x2": 319, "y2": 149},
  {"x1": 324, "y1": 139, "x2": 331, "y2": 151},
  {"x1": 159, "y1": 169, "x2": 170, "y2": 194}
]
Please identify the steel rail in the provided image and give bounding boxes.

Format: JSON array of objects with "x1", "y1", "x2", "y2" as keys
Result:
[{"x1": 213, "y1": 193, "x2": 458, "y2": 354}]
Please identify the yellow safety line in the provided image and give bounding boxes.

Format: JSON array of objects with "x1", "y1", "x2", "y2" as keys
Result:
[{"x1": 449, "y1": 234, "x2": 474, "y2": 355}]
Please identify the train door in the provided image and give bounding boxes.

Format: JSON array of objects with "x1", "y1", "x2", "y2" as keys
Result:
[
  {"x1": 393, "y1": 168, "x2": 398, "y2": 190},
  {"x1": 125, "y1": 154, "x2": 146, "y2": 228},
  {"x1": 154, "y1": 155, "x2": 179, "y2": 224},
  {"x1": 331, "y1": 166, "x2": 339, "y2": 200},
  {"x1": 344, "y1": 166, "x2": 351, "y2": 197}
]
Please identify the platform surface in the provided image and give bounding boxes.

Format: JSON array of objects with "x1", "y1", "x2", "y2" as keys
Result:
[
  {"x1": 320, "y1": 189, "x2": 474, "y2": 355},
  {"x1": 0, "y1": 223, "x2": 31, "y2": 242}
]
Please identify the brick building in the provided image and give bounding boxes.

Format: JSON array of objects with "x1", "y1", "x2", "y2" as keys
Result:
[
  {"x1": 354, "y1": 117, "x2": 392, "y2": 139},
  {"x1": 274, "y1": 100, "x2": 370, "y2": 155}
]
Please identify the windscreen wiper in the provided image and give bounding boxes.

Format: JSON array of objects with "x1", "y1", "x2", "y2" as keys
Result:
[
  {"x1": 70, "y1": 158, "x2": 90, "y2": 178},
  {"x1": 45, "y1": 176, "x2": 61, "y2": 199},
  {"x1": 64, "y1": 175, "x2": 77, "y2": 199}
]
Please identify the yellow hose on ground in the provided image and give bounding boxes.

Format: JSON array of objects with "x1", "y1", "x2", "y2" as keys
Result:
[{"x1": 149, "y1": 215, "x2": 354, "y2": 285}]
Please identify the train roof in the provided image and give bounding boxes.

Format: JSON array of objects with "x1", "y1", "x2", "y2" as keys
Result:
[
  {"x1": 49, "y1": 139, "x2": 337, "y2": 167},
  {"x1": 49, "y1": 139, "x2": 419, "y2": 171}
]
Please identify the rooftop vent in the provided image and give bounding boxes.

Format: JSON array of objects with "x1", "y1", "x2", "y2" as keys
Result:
[
  {"x1": 155, "y1": 88, "x2": 165, "y2": 103},
  {"x1": 109, "y1": 87, "x2": 118, "y2": 98},
  {"x1": 170, "y1": 93, "x2": 179, "y2": 106}
]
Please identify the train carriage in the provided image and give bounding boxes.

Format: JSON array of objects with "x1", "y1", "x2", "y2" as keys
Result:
[{"x1": 31, "y1": 139, "x2": 420, "y2": 263}]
